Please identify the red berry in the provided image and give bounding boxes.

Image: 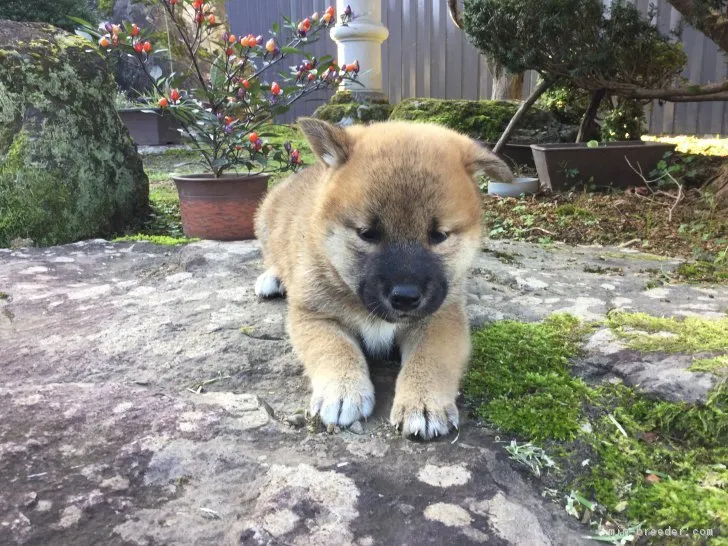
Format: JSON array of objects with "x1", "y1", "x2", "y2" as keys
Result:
[
  {"x1": 270, "y1": 82, "x2": 281, "y2": 95},
  {"x1": 241, "y1": 79, "x2": 251, "y2": 89},
  {"x1": 249, "y1": 132, "x2": 259, "y2": 143},
  {"x1": 131, "y1": 24, "x2": 140, "y2": 36},
  {"x1": 99, "y1": 36, "x2": 110, "y2": 47},
  {"x1": 142, "y1": 41, "x2": 152, "y2": 53},
  {"x1": 170, "y1": 89, "x2": 181, "y2": 102},
  {"x1": 133, "y1": 41, "x2": 144, "y2": 53},
  {"x1": 207, "y1": 14, "x2": 216, "y2": 25},
  {"x1": 158, "y1": 97, "x2": 169, "y2": 108}
]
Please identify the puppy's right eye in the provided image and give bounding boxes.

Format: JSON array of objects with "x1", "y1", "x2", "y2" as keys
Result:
[{"x1": 357, "y1": 228, "x2": 381, "y2": 243}]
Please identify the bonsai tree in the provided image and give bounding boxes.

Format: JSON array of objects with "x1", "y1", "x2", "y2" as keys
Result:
[
  {"x1": 75, "y1": 1, "x2": 358, "y2": 178},
  {"x1": 462, "y1": 0, "x2": 687, "y2": 151}
]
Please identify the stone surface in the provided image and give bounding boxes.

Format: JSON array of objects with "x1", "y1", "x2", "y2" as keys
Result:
[
  {"x1": 0, "y1": 21, "x2": 148, "y2": 247},
  {"x1": 1, "y1": 238, "x2": 726, "y2": 545}
]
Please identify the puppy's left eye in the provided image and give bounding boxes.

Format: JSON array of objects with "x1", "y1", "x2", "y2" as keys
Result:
[{"x1": 429, "y1": 231, "x2": 449, "y2": 245}]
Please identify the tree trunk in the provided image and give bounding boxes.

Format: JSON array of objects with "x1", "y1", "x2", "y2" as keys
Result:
[
  {"x1": 576, "y1": 89, "x2": 606, "y2": 143},
  {"x1": 492, "y1": 71, "x2": 524, "y2": 100},
  {"x1": 493, "y1": 77, "x2": 557, "y2": 155}
]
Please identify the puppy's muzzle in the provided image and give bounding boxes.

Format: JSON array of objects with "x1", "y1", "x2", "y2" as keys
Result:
[{"x1": 359, "y1": 242, "x2": 448, "y2": 322}]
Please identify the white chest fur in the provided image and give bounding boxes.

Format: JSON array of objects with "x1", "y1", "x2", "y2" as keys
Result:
[{"x1": 358, "y1": 319, "x2": 398, "y2": 356}]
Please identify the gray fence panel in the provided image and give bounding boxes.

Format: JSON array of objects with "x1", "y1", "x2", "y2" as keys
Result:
[{"x1": 228, "y1": 0, "x2": 728, "y2": 134}]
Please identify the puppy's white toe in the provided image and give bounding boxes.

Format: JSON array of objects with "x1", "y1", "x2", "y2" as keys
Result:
[{"x1": 255, "y1": 268, "x2": 285, "y2": 298}]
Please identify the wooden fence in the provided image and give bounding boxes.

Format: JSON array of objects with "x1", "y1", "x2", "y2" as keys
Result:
[{"x1": 226, "y1": 0, "x2": 728, "y2": 135}]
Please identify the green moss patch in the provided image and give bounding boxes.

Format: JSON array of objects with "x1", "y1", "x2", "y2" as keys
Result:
[
  {"x1": 112, "y1": 234, "x2": 196, "y2": 245},
  {"x1": 465, "y1": 315, "x2": 728, "y2": 542},
  {"x1": 313, "y1": 102, "x2": 392, "y2": 125},
  {"x1": 607, "y1": 311, "x2": 728, "y2": 353},
  {"x1": 465, "y1": 314, "x2": 592, "y2": 441},
  {"x1": 389, "y1": 98, "x2": 577, "y2": 143}
]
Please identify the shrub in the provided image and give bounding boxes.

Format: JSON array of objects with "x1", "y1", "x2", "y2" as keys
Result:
[{"x1": 0, "y1": 0, "x2": 97, "y2": 32}]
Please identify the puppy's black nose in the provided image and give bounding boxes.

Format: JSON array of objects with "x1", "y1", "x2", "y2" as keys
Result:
[{"x1": 389, "y1": 284, "x2": 422, "y2": 311}]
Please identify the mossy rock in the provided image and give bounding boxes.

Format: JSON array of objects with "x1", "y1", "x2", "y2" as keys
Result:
[
  {"x1": 328, "y1": 91, "x2": 357, "y2": 105},
  {"x1": 313, "y1": 100, "x2": 393, "y2": 125},
  {"x1": 0, "y1": 20, "x2": 149, "y2": 247},
  {"x1": 389, "y1": 98, "x2": 580, "y2": 143}
]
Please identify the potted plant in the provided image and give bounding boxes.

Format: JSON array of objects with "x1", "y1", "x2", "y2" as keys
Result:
[
  {"x1": 74, "y1": 2, "x2": 357, "y2": 240},
  {"x1": 115, "y1": 88, "x2": 183, "y2": 146},
  {"x1": 530, "y1": 139, "x2": 677, "y2": 192}
]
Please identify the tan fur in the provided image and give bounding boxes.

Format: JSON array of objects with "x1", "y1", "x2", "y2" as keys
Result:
[{"x1": 255, "y1": 119, "x2": 513, "y2": 439}]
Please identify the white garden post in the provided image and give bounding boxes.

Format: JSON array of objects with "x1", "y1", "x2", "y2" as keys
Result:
[{"x1": 329, "y1": 0, "x2": 389, "y2": 100}]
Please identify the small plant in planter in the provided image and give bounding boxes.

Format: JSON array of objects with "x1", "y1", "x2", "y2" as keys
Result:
[{"x1": 74, "y1": 2, "x2": 358, "y2": 240}]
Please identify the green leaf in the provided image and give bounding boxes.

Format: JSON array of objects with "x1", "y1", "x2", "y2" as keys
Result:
[
  {"x1": 280, "y1": 46, "x2": 303, "y2": 55},
  {"x1": 571, "y1": 491, "x2": 596, "y2": 510},
  {"x1": 67, "y1": 16, "x2": 95, "y2": 29},
  {"x1": 74, "y1": 30, "x2": 94, "y2": 43}
]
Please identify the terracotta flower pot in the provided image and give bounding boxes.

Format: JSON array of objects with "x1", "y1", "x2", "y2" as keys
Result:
[{"x1": 173, "y1": 173, "x2": 269, "y2": 240}]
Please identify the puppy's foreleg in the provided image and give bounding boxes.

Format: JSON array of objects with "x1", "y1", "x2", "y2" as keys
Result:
[
  {"x1": 390, "y1": 302, "x2": 470, "y2": 440},
  {"x1": 289, "y1": 307, "x2": 374, "y2": 427}
]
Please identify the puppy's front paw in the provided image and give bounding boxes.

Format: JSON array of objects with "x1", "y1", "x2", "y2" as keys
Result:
[
  {"x1": 390, "y1": 391, "x2": 459, "y2": 440},
  {"x1": 310, "y1": 375, "x2": 375, "y2": 427},
  {"x1": 255, "y1": 268, "x2": 286, "y2": 298}
]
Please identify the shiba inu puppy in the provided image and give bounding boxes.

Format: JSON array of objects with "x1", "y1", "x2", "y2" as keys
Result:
[{"x1": 255, "y1": 118, "x2": 513, "y2": 439}]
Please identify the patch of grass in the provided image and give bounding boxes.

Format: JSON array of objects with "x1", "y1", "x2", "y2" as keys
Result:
[
  {"x1": 141, "y1": 148, "x2": 202, "y2": 184},
  {"x1": 112, "y1": 234, "x2": 197, "y2": 245},
  {"x1": 465, "y1": 315, "x2": 728, "y2": 542},
  {"x1": 555, "y1": 204, "x2": 594, "y2": 219},
  {"x1": 606, "y1": 311, "x2": 728, "y2": 353},
  {"x1": 482, "y1": 185, "x2": 727, "y2": 265},
  {"x1": 674, "y1": 260, "x2": 728, "y2": 284},
  {"x1": 690, "y1": 355, "x2": 728, "y2": 376}
]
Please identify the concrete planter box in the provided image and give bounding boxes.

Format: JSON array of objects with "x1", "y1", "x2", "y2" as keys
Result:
[
  {"x1": 118, "y1": 108, "x2": 182, "y2": 146},
  {"x1": 530, "y1": 141, "x2": 677, "y2": 191}
]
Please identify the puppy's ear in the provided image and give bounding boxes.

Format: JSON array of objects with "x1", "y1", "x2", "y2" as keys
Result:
[
  {"x1": 297, "y1": 117, "x2": 351, "y2": 168},
  {"x1": 465, "y1": 144, "x2": 514, "y2": 182}
]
